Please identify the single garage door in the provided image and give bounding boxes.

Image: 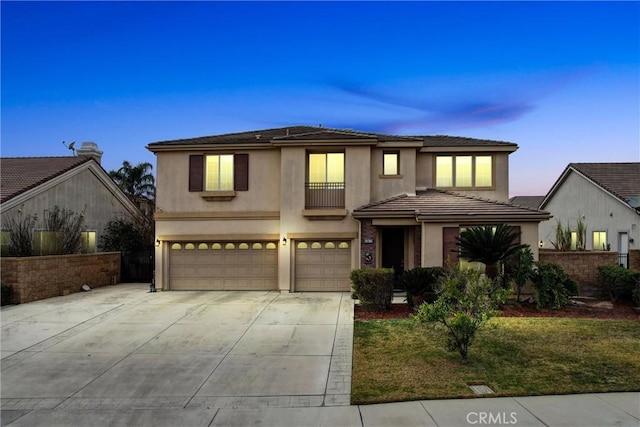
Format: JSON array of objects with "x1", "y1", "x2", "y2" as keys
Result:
[
  {"x1": 295, "y1": 240, "x2": 352, "y2": 291},
  {"x1": 169, "y1": 241, "x2": 278, "y2": 290}
]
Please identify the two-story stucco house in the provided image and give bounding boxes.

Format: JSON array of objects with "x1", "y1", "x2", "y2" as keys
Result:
[{"x1": 147, "y1": 126, "x2": 550, "y2": 292}]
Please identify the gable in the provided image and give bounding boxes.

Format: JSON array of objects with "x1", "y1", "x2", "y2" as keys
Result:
[
  {"x1": 541, "y1": 163, "x2": 640, "y2": 213},
  {"x1": 1, "y1": 156, "x2": 93, "y2": 203}
]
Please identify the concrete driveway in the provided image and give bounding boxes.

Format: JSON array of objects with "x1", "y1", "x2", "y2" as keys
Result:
[{"x1": 1, "y1": 284, "x2": 354, "y2": 424}]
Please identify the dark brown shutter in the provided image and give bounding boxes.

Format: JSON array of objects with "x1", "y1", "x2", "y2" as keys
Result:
[
  {"x1": 442, "y1": 227, "x2": 460, "y2": 266},
  {"x1": 234, "y1": 154, "x2": 249, "y2": 191},
  {"x1": 189, "y1": 155, "x2": 204, "y2": 192}
]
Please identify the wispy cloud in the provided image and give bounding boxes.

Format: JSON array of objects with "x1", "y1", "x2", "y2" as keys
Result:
[{"x1": 326, "y1": 69, "x2": 592, "y2": 134}]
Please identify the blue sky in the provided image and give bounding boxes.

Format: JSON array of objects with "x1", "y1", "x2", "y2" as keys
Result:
[{"x1": 2, "y1": 1, "x2": 638, "y2": 197}]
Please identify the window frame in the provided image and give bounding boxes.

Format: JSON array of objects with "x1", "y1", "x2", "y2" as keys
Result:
[
  {"x1": 434, "y1": 154, "x2": 494, "y2": 189},
  {"x1": 382, "y1": 151, "x2": 400, "y2": 177},
  {"x1": 593, "y1": 231, "x2": 607, "y2": 251},
  {"x1": 205, "y1": 154, "x2": 235, "y2": 191},
  {"x1": 189, "y1": 153, "x2": 249, "y2": 194},
  {"x1": 306, "y1": 151, "x2": 345, "y2": 184}
]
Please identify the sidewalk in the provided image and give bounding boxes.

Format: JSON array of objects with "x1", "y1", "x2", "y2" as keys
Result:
[{"x1": 2, "y1": 392, "x2": 638, "y2": 426}]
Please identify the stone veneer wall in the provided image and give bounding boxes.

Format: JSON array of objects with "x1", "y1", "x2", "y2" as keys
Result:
[
  {"x1": 538, "y1": 250, "x2": 618, "y2": 297},
  {"x1": 360, "y1": 219, "x2": 376, "y2": 268},
  {"x1": 1, "y1": 252, "x2": 120, "y2": 304}
]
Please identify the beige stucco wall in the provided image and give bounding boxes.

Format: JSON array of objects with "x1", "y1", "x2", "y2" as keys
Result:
[
  {"x1": 1, "y1": 168, "x2": 135, "y2": 248},
  {"x1": 155, "y1": 149, "x2": 281, "y2": 213},
  {"x1": 370, "y1": 148, "x2": 417, "y2": 202}
]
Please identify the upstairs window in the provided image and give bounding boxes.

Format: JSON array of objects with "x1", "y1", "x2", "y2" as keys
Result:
[
  {"x1": 435, "y1": 155, "x2": 493, "y2": 189},
  {"x1": 189, "y1": 153, "x2": 249, "y2": 192},
  {"x1": 308, "y1": 152, "x2": 344, "y2": 183},
  {"x1": 206, "y1": 154, "x2": 234, "y2": 191},
  {"x1": 306, "y1": 152, "x2": 345, "y2": 208},
  {"x1": 383, "y1": 152, "x2": 399, "y2": 176}
]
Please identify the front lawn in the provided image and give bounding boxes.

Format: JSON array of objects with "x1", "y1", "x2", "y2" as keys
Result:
[{"x1": 352, "y1": 317, "x2": 640, "y2": 404}]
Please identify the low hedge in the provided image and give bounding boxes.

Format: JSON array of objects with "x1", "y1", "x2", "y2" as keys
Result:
[{"x1": 350, "y1": 268, "x2": 394, "y2": 312}]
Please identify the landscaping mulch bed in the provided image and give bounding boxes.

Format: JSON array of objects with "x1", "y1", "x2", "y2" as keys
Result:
[{"x1": 355, "y1": 300, "x2": 640, "y2": 320}]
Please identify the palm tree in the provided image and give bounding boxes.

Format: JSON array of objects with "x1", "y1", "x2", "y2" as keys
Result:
[
  {"x1": 109, "y1": 161, "x2": 155, "y2": 201},
  {"x1": 456, "y1": 224, "x2": 527, "y2": 281}
]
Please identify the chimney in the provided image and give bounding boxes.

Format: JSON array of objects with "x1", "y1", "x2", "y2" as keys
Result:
[{"x1": 76, "y1": 142, "x2": 103, "y2": 164}]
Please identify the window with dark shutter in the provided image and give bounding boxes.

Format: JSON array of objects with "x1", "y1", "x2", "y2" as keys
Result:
[
  {"x1": 234, "y1": 153, "x2": 249, "y2": 191},
  {"x1": 189, "y1": 155, "x2": 204, "y2": 192}
]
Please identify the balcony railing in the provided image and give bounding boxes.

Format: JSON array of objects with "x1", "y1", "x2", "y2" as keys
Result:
[{"x1": 305, "y1": 182, "x2": 345, "y2": 208}]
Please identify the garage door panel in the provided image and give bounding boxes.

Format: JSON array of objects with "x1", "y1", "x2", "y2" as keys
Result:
[
  {"x1": 170, "y1": 241, "x2": 278, "y2": 290},
  {"x1": 295, "y1": 240, "x2": 351, "y2": 292}
]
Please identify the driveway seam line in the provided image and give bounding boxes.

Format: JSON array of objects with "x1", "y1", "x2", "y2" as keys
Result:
[{"x1": 183, "y1": 291, "x2": 280, "y2": 409}]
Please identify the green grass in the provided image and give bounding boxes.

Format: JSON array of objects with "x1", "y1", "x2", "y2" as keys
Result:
[{"x1": 352, "y1": 317, "x2": 640, "y2": 404}]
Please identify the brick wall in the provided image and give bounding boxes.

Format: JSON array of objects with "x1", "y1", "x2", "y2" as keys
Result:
[
  {"x1": 538, "y1": 250, "x2": 618, "y2": 297},
  {"x1": 1, "y1": 252, "x2": 120, "y2": 304},
  {"x1": 630, "y1": 250, "x2": 640, "y2": 271},
  {"x1": 360, "y1": 219, "x2": 376, "y2": 268}
]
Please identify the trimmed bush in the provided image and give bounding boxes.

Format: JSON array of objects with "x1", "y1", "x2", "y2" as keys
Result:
[
  {"x1": 350, "y1": 268, "x2": 394, "y2": 311},
  {"x1": 597, "y1": 265, "x2": 640, "y2": 303},
  {"x1": 396, "y1": 267, "x2": 446, "y2": 308},
  {"x1": 531, "y1": 262, "x2": 578, "y2": 309}
]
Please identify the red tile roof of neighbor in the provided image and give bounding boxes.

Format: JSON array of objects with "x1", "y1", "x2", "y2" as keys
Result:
[
  {"x1": 147, "y1": 126, "x2": 517, "y2": 148},
  {"x1": 0, "y1": 156, "x2": 93, "y2": 203},
  {"x1": 569, "y1": 163, "x2": 640, "y2": 203},
  {"x1": 354, "y1": 189, "x2": 551, "y2": 222}
]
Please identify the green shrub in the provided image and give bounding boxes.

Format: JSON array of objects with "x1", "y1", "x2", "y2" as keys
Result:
[
  {"x1": 350, "y1": 268, "x2": 394, "y2": 312},
  {"x1": 597, "y1": 265, "x2": 640, "y2": 303},
  {"x1": 396, "y1": 267, "x2": 446, "y2": 308},
  {"x1": 632, "y1": 279, "x2": 640, "y2": 308},
  {"x1": 1, "y1": 283, "x2": 13, "y2": 306},
  {"x1": 413, "y1": 268, "x2": 509, "y2": 363},
  {"x1": 531, "y1": 262, "x2": 578, "y2": 309}
]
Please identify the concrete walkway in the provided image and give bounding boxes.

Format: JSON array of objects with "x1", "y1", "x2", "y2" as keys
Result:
[{"x1": 1, "y1": 284, "x2": 639, "y2": 426}]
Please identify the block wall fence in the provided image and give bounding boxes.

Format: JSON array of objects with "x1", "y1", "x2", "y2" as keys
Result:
[
  {"x1": 539, "y1": 249, "x2": 640, "y2": 297},
  {"x1": 1, "y1": 252, "x2": 120, "y2": 304}
]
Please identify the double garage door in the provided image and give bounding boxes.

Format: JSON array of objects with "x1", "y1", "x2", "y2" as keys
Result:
[
  {"x1": 170, "y1": 241, "x2": 278, "y2": 290},
  {"x1": 169, "y1": 239, "x2": 351, "y2": 291}
]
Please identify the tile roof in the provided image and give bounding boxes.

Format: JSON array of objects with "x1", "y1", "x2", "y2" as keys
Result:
[
  {"x1": 569, "y1": 163, "x2": 640, "y2": 204},
  {"x1": 509, "y1": 196, "x2": 545, "y2": 210},
  {"x1": 147, "y1": 126, "x2": 516, "y2": 148},
  {"x1": 1, "y1": 156, "x2": 93, "y2": 203},
  {"x1": 354, "y1": 189, "x2": 551, "y2": 222}
]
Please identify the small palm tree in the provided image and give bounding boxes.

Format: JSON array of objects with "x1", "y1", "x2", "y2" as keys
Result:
[
  {"x1": 109, "y1": 161, "x2": 155, "y2": 201},
  {"x1": 456, "y1": 224, "x2": 527, "y2": 281}
]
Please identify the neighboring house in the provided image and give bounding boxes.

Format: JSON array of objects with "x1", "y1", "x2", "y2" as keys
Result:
[
  {"x1": 538, "y1": 163, "x2": 640, "y2": 267},
  {"x1": 0, "y1": 142, "x2": 141, "y2": 255},
  {"x1": 147, "y1": 126, "x2": 551, "y2": 292}
]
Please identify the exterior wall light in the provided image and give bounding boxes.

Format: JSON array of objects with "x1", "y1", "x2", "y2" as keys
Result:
[
  {"x1": 538, "y1": 240, "x2": 544, "y2": 248},
  {"x1": 282, "y1": 237, "x2": 287, "y2": 246},
  {"x1": 155, "y1": 239, "x2": 161, "y2": 247}
]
